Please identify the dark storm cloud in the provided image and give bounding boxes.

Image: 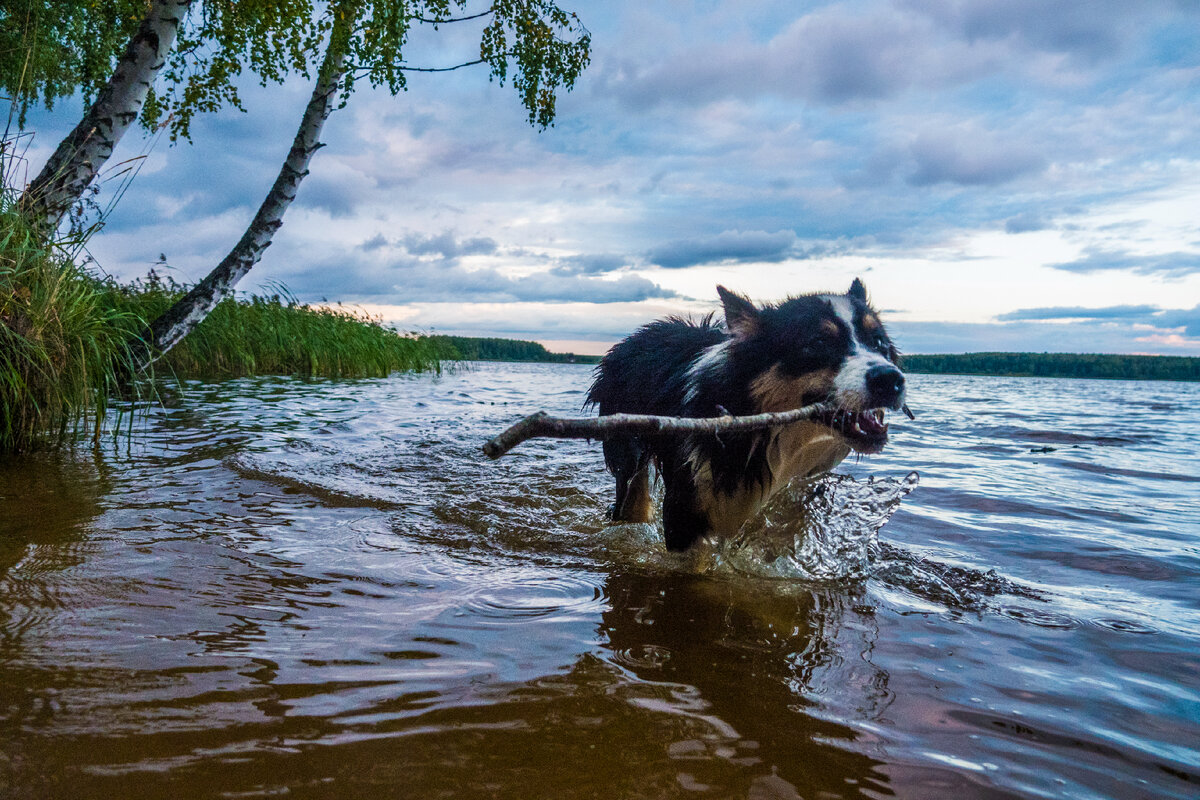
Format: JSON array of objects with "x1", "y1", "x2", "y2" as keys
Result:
[
  {"x1": 1048, "y1": 248, "x2": 1200, "y2": 278},
  {"x1": 646, "y1": 230, "x2": 801, "y2": 269}
]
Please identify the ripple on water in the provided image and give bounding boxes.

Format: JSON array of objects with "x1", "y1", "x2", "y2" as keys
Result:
[
  {"x1": 456, "y1": 571, "x2": 608, "y2": 626},
  {"x1": 999, "y1": 605, "x2": 1078, "y2": 629}
]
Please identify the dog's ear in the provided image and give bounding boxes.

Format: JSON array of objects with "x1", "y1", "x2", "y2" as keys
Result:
[
  {"x1": 848, "y1": 277, "x2": 868, "y2": 303},
  {"x1": 717, "y1": 285, "x2": 760, "y2": 337}
]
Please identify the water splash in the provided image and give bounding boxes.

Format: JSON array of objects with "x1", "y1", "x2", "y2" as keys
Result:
[{"x1": 718, "y1": 472, "x2": 920, "y2": 581}]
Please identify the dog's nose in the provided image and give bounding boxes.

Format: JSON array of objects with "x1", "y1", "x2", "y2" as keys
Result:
[{"x1": 865, "y1": 364, "x2": 905, "y2": 408}]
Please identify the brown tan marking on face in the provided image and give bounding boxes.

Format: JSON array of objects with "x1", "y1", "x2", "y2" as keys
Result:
[
  {"x1": 861, "y1": 313, "x2": 881, "y2": 332},
  {"x1": 750, "y1": 364, "x2": 837, "y2": 412},
  {"x1": 820, "y1": 318, "x2": 839, "y2": 337}
]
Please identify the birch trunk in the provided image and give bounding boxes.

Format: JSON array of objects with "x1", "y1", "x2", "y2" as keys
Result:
[
  {"x1": 20, "y1": 0, "x2": 190, "y2": 230},
  {"x1": 140, "y1": 24, "x2": 349, "y2": 364}
]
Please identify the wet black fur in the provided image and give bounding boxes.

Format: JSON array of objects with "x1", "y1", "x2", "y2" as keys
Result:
[{"x1": 585, "y1": 281, "x2": 899, "y2": 551}]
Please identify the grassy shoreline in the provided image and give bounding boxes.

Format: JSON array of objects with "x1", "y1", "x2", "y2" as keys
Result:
[{"x1": 1, "y1": 206, "x2": 448, "y2": 453}]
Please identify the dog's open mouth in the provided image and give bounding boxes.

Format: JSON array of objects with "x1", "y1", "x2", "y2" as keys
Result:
[{"x1": 815, "y1": 408, "x2": 889, "y2": 454}]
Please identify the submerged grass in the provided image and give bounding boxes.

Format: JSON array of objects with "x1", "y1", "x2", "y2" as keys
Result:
[{"x1": 1, "y1": 205, "x2": 451, "y2": 454}]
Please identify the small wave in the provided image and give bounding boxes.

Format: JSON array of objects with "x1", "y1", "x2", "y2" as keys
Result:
[
  {"x1": 871, "y1": 542, "x2": 1046, "y2": 612},
  {"x1": 1058, "y1": 461, "x2": 1200, "y2": 484},
  {"x1": 977, "y1": 425, "x2": 1151, "y2": 447}
]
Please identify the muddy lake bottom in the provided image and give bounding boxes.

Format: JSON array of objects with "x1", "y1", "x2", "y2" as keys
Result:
[{"x1": 1, "y1": 363, "x2": 1198, "y2": 799}]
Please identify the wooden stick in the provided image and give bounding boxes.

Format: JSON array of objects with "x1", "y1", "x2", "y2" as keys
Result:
[{"x1": 483, "y1": 402, "x2": 831, "y2": 459}]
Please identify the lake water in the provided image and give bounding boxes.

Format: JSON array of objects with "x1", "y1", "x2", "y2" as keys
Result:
[{"x1": 1, "y1": 363, "x2": 1198, "y2": 799}]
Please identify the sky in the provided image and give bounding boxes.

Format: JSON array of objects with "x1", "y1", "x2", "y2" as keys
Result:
[{"x1": 14, "y1": 0, "x2": 1200, "y2": 355}]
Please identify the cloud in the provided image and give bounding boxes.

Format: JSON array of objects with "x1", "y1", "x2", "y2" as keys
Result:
[
  {"x1": 1153, "y1": 305, "x2": 1200, "y2": 337},
  {"x1": 907, "y1": 129, "x2": 1047, "y2": 187},
  {"x1": 903, "y1": 0, "x2": 1192, "y2": 63},
  {"x1": 286, "y1": 256, "x2": 676, "y2": 305},
  {"x1": 894, "y1": 318, "x2": 1200, "y2": 356},
  {"x1": 550, "y1": 253, "x2": 629, "y2": 276},
  {"x1": 997, "y1": 305, "x2": 1160, "y2": 321},
  {"x1": 1048, "y1": 247, "x2": 1200, "y2": 278},
  {"x1": 1004, "y1": 212, "x2": 1051, "y2": 233},
  {"x1": 606, "y1": 6, "x2": 993, "y2": 110},
  {"x1": 646, "y1": 230, "x2": 802, "y2": 269},
  {"x1": 401, "y1": 230, "x2": 499, "y2": 258}
]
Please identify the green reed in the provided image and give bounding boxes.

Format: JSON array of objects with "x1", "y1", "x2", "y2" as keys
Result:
[
  {"x1": 0, "y1": 203, "x2": 143, "y2": 452},
  {"x1": 1, "y1": 206, "x2": 452, "y2": 453},
  {"x1": 107, "y1": 273, "x2": 455, "y2": 381}
]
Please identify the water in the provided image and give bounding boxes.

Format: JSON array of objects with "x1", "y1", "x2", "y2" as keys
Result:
[{"x1": 1, "y1": 364, "x2": 1198, "y2": 799}]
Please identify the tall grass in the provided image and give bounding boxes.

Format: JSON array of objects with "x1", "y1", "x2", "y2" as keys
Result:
[
  {"x1": 0, "y1": 203, "x2": 142, "y2": 452},
  {"x1": 105, "y1": 273, "x2": 454, "y2": 380},
  {"x1": 1, "y1": 211, "x2": 451, "y2": 453}
]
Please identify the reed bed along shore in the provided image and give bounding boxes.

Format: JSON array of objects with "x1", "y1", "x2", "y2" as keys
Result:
[{"x1": 1, "y1": 204, "x2": 450, "y2": 454}]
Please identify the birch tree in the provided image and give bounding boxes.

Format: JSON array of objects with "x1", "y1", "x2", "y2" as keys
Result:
[
  {"x1": 16, "y1": 0, "x2": 190, "y2": 230},
  {"x1": 144, "y1": 5, "x2": 354, "y2": 357},
  {"x1": 9, "y1": 0, "x2": 332, "y2": 229},
  {"x1": 139, "y1": 0, "x2": 590, "y2": 367}
]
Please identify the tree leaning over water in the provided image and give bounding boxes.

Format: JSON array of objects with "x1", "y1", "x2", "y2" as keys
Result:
[
  {"x1": 9, "y1": 0, "x2": 336, "y2": 229},
  {"x1": 138, "y1": 0, "x2": 591, "y2": 368},
  {"x1": 15, "y1": 0, "x2": 191, "y2": 231}
]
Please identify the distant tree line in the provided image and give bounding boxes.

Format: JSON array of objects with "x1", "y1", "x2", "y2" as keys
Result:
[
  {"x1": 903, "y1": 353, "x2": 1200, "y2": 382},
  {"x1": 431, "y1": 336, "x2": 601, "y2": 364}
]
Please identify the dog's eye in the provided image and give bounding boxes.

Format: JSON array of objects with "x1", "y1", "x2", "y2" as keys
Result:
[{"x1": 874, "y1": 334, "x2": 889, "y2": 351}]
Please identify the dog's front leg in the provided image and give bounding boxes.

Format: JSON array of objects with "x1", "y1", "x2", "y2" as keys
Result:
[{"x1": 661, "y1": 463, "x2": 710, "y2": 551}]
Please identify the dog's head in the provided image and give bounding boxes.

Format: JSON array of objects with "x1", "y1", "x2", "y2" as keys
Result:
[{"x1": 719, "y1": 279, "x2": 906, "y2": 455}]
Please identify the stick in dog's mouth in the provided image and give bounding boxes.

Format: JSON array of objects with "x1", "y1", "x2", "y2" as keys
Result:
[{"x1": 814, "y1": 407, "x2": 893, "y2": 454}]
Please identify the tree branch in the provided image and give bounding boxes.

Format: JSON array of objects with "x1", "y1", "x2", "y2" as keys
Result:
[
  {"x1": 413, "y1": 8, "x2": 495, "y2": 24},
  {"x1": 483, "y1": 403, "x2": 833, "y2": 460},
  {"x1": 354, "y1": 57, "x2": 488, "y2": 75}
]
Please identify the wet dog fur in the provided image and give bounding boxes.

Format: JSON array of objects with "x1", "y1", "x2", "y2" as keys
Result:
[{"x1": 585, "y1": 279, "x2": 906, "y2": 551}]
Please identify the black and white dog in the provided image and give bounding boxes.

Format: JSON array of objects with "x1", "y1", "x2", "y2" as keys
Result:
[{"x1": 586, "y1": 279, "x2": 907, "y2": 551}]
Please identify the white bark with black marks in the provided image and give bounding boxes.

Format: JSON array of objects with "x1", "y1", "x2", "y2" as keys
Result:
[
  {"x1": 20, "y1": 0, "x2": 190, "y2": 230},
  {"x1": 141, "y1": 24, "x2": 350, "y2": 364}
]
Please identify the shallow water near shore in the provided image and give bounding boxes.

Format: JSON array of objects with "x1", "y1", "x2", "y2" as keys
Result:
[{"x1": 1, "y1": 363, "x2": 1198, "y2": 798}]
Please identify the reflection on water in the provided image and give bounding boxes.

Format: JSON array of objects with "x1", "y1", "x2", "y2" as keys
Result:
[{"x1": 0, "y1": 365, "x2": 1198, "y2": 798}]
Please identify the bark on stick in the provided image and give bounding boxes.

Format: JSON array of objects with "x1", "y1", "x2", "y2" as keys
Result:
[
  {"x1": 482, "y1": 403, "x2": 831, "y2": 460},
  {"x1": 20, "y1": 0, "x2": 190, "y2": 230}
]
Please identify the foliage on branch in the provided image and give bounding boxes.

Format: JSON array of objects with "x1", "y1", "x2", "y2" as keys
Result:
[{"x1": 4, "y1": 0, "x2": 590, "y2": 141}]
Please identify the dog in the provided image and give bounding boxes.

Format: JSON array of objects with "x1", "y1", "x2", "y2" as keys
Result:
[{"x1": 585, "y1": 279, "x2": 907, "y2": 551}]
